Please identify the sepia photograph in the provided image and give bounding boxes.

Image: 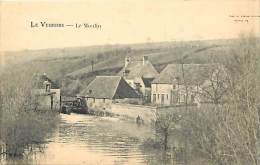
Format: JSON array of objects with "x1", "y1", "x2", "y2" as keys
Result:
[{"x1": 0, "y1": 0, "x2": 260, "y2": 164}]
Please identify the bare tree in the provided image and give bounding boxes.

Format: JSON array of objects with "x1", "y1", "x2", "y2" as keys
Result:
[
  {"x1": 199, "y1": 65, "x2": 229, "y2": 104},
  {"x1": 154, "y1": 112, "x2": 181, "y2": 151},
  {"x1": 182, "y1": 35, "x2": 260, "y2": 165}
]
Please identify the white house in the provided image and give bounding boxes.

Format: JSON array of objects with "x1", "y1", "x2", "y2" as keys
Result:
[
  {"x1": 33, "y1": 74, "x2": 61, "y2": 110},
  {"x1": 151, "y1": 64, "x2": 218, "y2": 106}
]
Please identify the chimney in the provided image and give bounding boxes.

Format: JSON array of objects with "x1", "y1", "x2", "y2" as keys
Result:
[
  {"x1": 143, "y1": 56, "x2": 148, "y2": 65},
  {"x1": 125, "y1": 56, "x2": 130, "y2": 67}
]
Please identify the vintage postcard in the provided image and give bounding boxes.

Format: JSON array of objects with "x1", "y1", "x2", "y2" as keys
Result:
[{"x1": 0, "y1": 0, "x2": 260, "y2": 165}]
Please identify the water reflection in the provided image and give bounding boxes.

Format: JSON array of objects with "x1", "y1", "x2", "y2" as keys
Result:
[
  {"x1": 2, "y1": 113, "x2": 196, "y2": 165},
  {"x1": 1, "y1": 113, "x2": 213, "y2": 165},
  {"x1": 26, "y1": 114, "x2": 155, "y2": 165}
]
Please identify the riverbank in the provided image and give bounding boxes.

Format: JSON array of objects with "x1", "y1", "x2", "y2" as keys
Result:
[
  {"x1": 0, "y1": 70, "x2": 60, "y2": 160},
  {"x1": 88, "y1": 102, "x2": 201, "y2": 125},
  {"x1": 2, "y1": 113, "x2": 156, "y2": 165}
]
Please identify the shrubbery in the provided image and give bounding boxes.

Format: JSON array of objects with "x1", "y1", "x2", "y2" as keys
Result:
[
  {"x1": 0, "y1": 69, "x2": 59, "y2": 158},
  {"x1": 144, "y1": 35, "x2": 260, "y2": 165}
]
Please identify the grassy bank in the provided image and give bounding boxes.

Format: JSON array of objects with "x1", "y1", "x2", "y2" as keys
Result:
[{"x1": 0, "y1": 68, "x2": 59, "y2": 159}]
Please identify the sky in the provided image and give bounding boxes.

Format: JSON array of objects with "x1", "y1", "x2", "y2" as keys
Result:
[{"x1": 0, "y1": 0, "x2": 259, "y2": 52}]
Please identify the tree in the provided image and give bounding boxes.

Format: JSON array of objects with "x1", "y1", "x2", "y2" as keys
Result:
[
  {"x1": 199, "y1": 65, "x2": 229, "y2": 104},
  {"x1": 154, "y1": 112, "x2": 181, "y2": 151},
  {"x1": 0, "y1": 68, "x2": 59, "y2": 158},
  {"x1": 182, "y1": 35, "x2": 260, "y2": 165}
]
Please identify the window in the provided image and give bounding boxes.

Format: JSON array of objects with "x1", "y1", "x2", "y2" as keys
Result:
[
  {"x1": 191, "y1": 94, "x2": 195, "y2": 103},
  {"x1": 161, "y1": 94, "x2": 164, "y2": 104},
  {"x1": 153, "y1": 94, "x2": 156, "y2": 103},
  {"x1": 123, "y1": 70, "x2": 130, "y2": 77},
  {"x1": 166, "y1": 94, "x2": 168, "y2": 100},
  {"x1": 158, "y1": 94, "x2": 160, "y2": 100},
  {"x1": 103, "y1": 98, "x2": 106, "y2": 103},
  {"x1": 45, "y1": 84, "x2": 50, "y2": 92},
  {"x1": 182, "y1": 95, "x2": 186, "y2": 103},
  {"x1": 178, "y1": 93, "x2": 181, "y2": 103},
  {"x1": 93, "y1": 98, "x2": 95, "y2": 103}
]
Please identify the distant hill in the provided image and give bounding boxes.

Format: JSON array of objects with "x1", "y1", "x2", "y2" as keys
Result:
[{"x1": 2, "y1": 38, "x2": 259, "y2": 96}]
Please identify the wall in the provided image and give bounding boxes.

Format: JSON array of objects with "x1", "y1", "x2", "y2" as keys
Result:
[
  {"x1": 35, "y1": 88, "x2": 61, "y2": 110},
  {"x1": 133, "y1": 77, "x2": 146, "y2": 94},
  {"x1": 109, "y1": 103, "x2": 157, "y2": 124},
  {"x1": 151, "y1": 83, "x2": 174, "y2": 105},
  {"x1": 86, "y1": 98, "x2": 142, "y2": 111},
  {"x1": 38, "y1": 95, "x2": 52, "y2": 110},
  {"x1": 89, "y1": 101, "x2": 211, "y2": 125},
  {"x1": 86, "y1": 98, "x2": 113, "y2": 110},
  {"x1": 51, "y1": 89, "x2": 61, "y2": 107},
  {"x1": 144, "y1": 87, "x2": 151, "y2": 102},
  {"x1": 133, "y1": 77, "x2": 152, "y2": 102},
  {"x1": 109, "y1": 103, "x2": 201, "y2": 124},
  {"x1": 151, "y1": 83, "x2": 203, "y2": 106}
]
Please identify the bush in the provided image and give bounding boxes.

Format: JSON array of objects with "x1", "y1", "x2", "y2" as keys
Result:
[
  {"x1": 180, "y1": 35, "x2": 260, "y2": 165},
  {"x1": 0, "y1": 69, "x2": 59, "y2": 158}
]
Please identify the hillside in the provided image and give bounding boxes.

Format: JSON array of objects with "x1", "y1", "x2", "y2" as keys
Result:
[{"x1": 2, "y1": 38, "x2": 259, "y2": 96}]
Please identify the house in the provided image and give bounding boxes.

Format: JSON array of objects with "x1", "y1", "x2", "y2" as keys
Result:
[
  {"x1": 117, "y1": 56, "x2": 159, "y2": 102},
  {"x1": 151, "y1": 64, "x2": 219, "y2": 106},
  {"x1": 33, "y1": 73, "x2": 61, "y2": 110},
  {"x1": 80, "y1": 76, "x2": 140, "y2": 109}
]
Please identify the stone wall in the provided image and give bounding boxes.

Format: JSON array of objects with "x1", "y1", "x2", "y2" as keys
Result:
[
  {"x1": 109, "y1": 103, "x2": 157, "y2": 124},
  {"x1": 87, "y1": 98, "x2": 113, "y2": 110},
  {"x1": 35, "y1": 89, "x2": 60, "y2": 110},
  {"x1": 92, "y1": 102, "x2": 213, "y2": 125}
]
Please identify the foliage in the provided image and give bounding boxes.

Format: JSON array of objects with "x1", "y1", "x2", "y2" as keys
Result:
[
  {"x1": 181, "y1": 35, "x2": 260, "y2": 165},
  {"x1": 144, "y1": 35, "x2": 260, "y2": 165},
  {"x1": 154, "y1": 112, "x2": 181, "y2": 151},
  {"x1": 0, "y1": 68, "x2": 59, "y2": 158}
]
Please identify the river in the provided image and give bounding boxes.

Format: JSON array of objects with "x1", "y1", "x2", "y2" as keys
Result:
[{"x1": 4, "y1": 113, "x2": 163, "y2": 165}]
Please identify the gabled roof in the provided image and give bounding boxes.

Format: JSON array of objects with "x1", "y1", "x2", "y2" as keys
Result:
[
  {"x1": 118, "y1": 60, "x2": 159, "y2": 79},
  {"x1": 34, "y1": 74, "x2": 60, "y2": 89},
  {"x1": 152, "y1": 64, "x2": 215, "y2": 85},
  {"x1": 80, "y1": 76, "x2": 139, "y2": 99}
]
